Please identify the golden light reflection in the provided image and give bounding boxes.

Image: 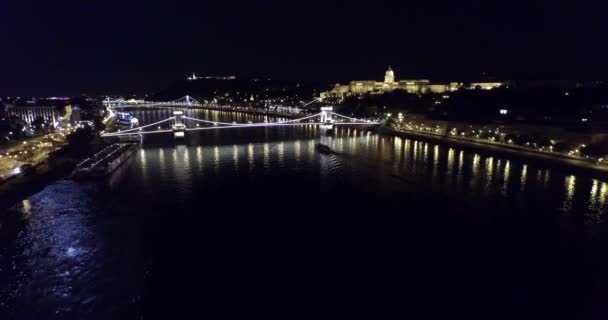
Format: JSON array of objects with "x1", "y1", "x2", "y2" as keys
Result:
[
  {"x1": 159, "y1": 148, "x2": 165, "y2": 173},
  {"x1": 264, "y1": 143, "x2": 270, "y2": 168},
  {"x1": 308, "y1": 140, "x2": 315, "y2": 161},
  {"x1": 472, "y1": 154, "x2": 480, "y2": 176},
  {"x1": 372, "y1": 135, "x2": 379, "y2": 155},
  {"x1": 140, "y1": 149, "x2": 147, "y2": 176},
  {"x1": 350, "y1": 134, "x2": 356, "y2": 154},
  {"x1": 413, "y1": 141, "x2": 418, "y2": 166},
  {"x1": 520, "y1": 164, "x2": 528, "y2": 191},
  {"x1": 336, "y1": 136, "x2": 343, "y2": 152},
  {"x1": 394, "y1": 138, "x2": 403, "y2": 166},
  {"x1": 183, "y1": 146, "x2": 190, "y2": 168},
  {"x1": 233, "y1": 145, "x2": 239, "y2": 171},
  {"x1": 139, "y1": 149, "x2": 146, "y2": 168},
  {"x1": 21, "y1": 199, "x2": 31, "y2": 219},
  {"x1": 457, "y1": 150, "x2": 464, "y2": 186},
  {"x1": 432, "y1": 145, "x2": 439, "y2": 183},
  {"x1": 197, "y1": 146, "x2": 203, "y2": 171},
  {"x1": 294, "y1": 140, "x2": 301, "y2": 162},
  {"x1": 394, "y1": 137, "x2": 402, "y2": 153},
  {"x1": 404, "y1": 139, "x2": 411, "y2": 163},
  {"x1": 471, "y1": 154, "x2": 481, "y2": 191},
  {"x1": 502, "y1": 160, "x2": 510, "y2": 195},
  {"x1": 589, "y1": 179, "x2": 599, "y2": 207},
  {"x1": 214, "y1": 146, "x2": 220, "y2": 172},
  {"x1": 563, "y1": 175, "x2": 576, "y2": 212},
  {"x1": 586, "y1": 179, "x2": 604, "y2": 223},
  {"x1": 278, "y1": 142, "x2": 285, "y2": 166},
  {"x1": 447, "y1": 148, "x2": 455, "y2": 179},
  {"x1": 248, "y1": 143, "x2": 254, "y2": 171},
  {"x1": 599, "y1": 182, "x2": 608, "y2": 208},
  {"x1": 484, "y1": 157, "x2": 494, "y2": 194}
]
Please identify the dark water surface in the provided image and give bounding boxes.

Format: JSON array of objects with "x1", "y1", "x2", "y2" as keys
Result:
[{"x1": 2, "y1": 109, "x2": 608, "y2": 319}]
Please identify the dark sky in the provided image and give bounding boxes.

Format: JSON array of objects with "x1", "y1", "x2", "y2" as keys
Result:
[{"x1": 1, "y1": 0, "x2": 607, "y2": 96}]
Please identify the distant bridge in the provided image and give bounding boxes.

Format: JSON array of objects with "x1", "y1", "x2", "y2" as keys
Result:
[
  {"x1": 105, "y1": 95, "x2": 321, "y2": 114},
  {"x1": 106, "y1": 95, "x2": 203, "y2": 108}
]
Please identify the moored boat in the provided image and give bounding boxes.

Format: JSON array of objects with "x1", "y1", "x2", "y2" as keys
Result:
[{"x1": 72, "y1": 143, "x2": 138, "y2": 180}]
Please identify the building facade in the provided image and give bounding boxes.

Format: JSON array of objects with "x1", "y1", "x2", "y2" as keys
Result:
[
  {"x1": 319, "y1": 67, "x2": 503, "y2": 102},
  {"x1": 6, "y1": 104, "x2": 62, "y2": 128}
]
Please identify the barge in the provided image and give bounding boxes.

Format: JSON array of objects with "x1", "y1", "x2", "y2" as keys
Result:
[{"x1": 72, "y1": 143, "x2": 138, "y2": 179}]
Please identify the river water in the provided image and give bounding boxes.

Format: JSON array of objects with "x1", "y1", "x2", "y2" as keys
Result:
[{"x1": 2, "y1": 108, "x2": 608, "y2": 319}]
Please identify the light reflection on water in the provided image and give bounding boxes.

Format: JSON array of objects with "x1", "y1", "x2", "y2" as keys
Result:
[
  {"x1": 502, "y1": 160, "x2": 510, "y2": 196},
  {"x1": 20, "y1": 200, "x2": 31, "y2": 220},
  {"x1": 521, "y1": 164, "x2": 528, "y2": 192},
  {"x1": 115, "y1": 121, "x2": 608, "y2": 221},
  {"x1": 4, "y1": 108, "x2": 608, "y2": 318}
]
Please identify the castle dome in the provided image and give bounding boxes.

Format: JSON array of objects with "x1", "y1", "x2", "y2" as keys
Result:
[{"x1": 384, "y1": 66, "x2": 395, "y2": 83}]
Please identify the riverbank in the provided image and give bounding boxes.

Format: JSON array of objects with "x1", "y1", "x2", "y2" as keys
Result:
[
  {"x1": 0, "y1": 143, "x2": 106, "y2": 210},
  {"x1": 0, "y1": 130, "x2": 73, "y2": 180},
  {"x1": 0, "y1": 161, "x2": 72, "y2": 209},
  {"x1": 380, "y1": 126, "x2": 608, "y2": 177}
]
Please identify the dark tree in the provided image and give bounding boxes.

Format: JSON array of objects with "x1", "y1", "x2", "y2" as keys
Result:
[
  {"x1": 553, "y1": 142, "x2": 573, "y2": 153},
  {"x1": 513, "y1": 135, "x2": 531, "y2": 146},
  {"x1": 66, "y1": 127, "x2": 94, "y2": 149},
  {"x1": 504, "y1": 133, "x2": 518, "y2": 143},
  {"x1": 581, "y1": 144, "x2": 608, "y2": 158}
]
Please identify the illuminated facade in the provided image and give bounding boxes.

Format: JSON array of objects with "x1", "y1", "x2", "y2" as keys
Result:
[
  {"x1": 384, "y1": 67, "x2": 395, "y2": 83},
  {"x1": 319, "y1": 67, "x2": 503, "y2": 101},
  {"x1": 187, "y1": 73, "x2": 236, "y2": 81},
  {"x1": 6, "y1": 104, "x2": 61, "y2": 127},
  {"x1": 469, "y1": 82, "x2": 503, "y2": 90}
]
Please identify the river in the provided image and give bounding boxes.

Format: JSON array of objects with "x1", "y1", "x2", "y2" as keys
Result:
[{"x1": 2, "y1": 108, "x2": 608, "y2": 319}]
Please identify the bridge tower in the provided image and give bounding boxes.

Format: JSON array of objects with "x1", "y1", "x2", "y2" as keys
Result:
[
  {"x1": 173, "y1": 111, "x2": 186, "y2": 139},
  {"x1": 320, "y1": 106, "x2": 334, "y2": 124},
  {"x1": 320, "y1": 106, "x2": 334, "y2": 132}
]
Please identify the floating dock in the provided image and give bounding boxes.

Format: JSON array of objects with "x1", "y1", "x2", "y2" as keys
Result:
[{"x1": 72, "y1": 143, "x2": 138, "y2": 179}]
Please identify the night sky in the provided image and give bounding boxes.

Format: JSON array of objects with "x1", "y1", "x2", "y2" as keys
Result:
[{"x1": 1, "y1": 0, "x2": 607, "y2": 96}]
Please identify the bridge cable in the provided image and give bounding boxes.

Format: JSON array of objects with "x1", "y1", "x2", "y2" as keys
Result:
[{"x1": 103, "y1": 117, "x2": 175, "y2": 136}]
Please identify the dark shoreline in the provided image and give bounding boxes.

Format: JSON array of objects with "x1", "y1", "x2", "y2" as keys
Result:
[
  {"x1": 0, "y1": 161, "x2": 75, "y2": 211},
  {"x1": 0, "y1": 144, "x2": 106, "y2": 211}
]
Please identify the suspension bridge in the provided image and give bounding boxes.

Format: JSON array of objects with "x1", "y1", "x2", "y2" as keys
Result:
[
  {"x1": 101, "y1": 107, "x2": 379, "y2": 139},
  {"x1": 106, "y1": 95, "x2": 321, "y2": 110},
  {"x1": 105, "y1": 95, "x2": 322, "y2": 116},
  {"x1": 106, "y1": 95, "x2": 203, "y2": 108}
]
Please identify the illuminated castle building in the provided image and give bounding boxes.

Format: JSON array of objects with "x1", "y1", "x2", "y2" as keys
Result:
[
  {"x1": 319, "y1": 67, "x2": 503, "y2": 102},
  {"x1": 188, "y1": 72, "x2": 236, "y2": 81}
]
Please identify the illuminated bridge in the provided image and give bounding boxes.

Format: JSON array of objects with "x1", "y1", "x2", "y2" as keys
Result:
[
  {"x1": 106, "y1": 95, "x2": 203, "y2": 108},
  {"x1": 101, "y1": 107, "x2": 379, "y2": 139},
  {"x1": 106, "y1": 95, "x2": 327, "y2": 116}
]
